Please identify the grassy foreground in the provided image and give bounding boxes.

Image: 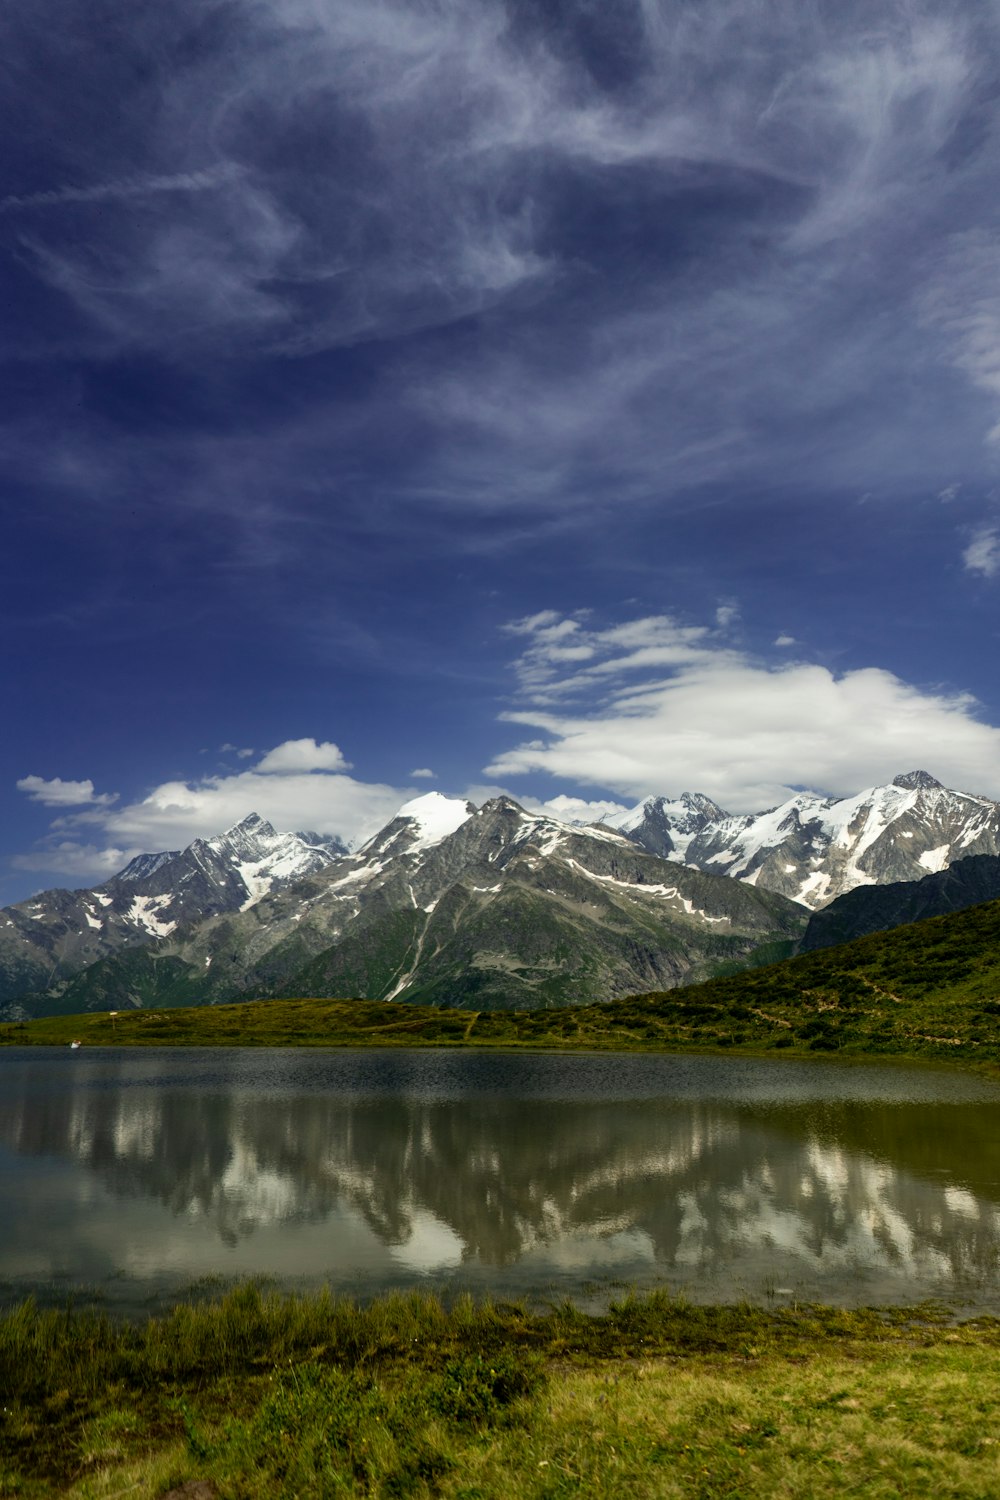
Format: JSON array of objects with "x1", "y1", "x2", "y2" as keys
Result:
[{"x1": 5, "y1": 1284, "x2": 1000, "y2": 1498}]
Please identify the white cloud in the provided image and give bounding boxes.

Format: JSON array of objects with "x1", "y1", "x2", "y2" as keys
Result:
[
  {"x1": 15, "y1": 738, "x2": 415, "y2": 883},
  {"x1": 963, "y1": 526, "x2": 1000, "y2": 578},
  {"x1": 409, "y1": 767, "x2": 436, "y2": 779},
  {"x1": 486, "y1": 611, "x2": 1000, "y2": 811},
  {"x1": 254, "y1": 738, "x2": 351, "y2": 774},
  {"x1": 532, "y1": 794, "x2": 629, "y2": 825},
  {"x1": 774, "y1": 634, "x2": 797, "y2": 647},
  {"x1": 16, "y1": 775, "x2": 117, "y2": 808},
  {"x1": 220, "y1": 743, "x2": 255, "y2": 759}
]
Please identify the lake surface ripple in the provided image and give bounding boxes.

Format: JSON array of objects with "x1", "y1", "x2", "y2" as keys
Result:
[{"x1": 3, "y1": 1046, "x2": 1000, "y2": 1313}]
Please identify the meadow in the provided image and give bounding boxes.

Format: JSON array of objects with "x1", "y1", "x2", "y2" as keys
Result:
[{"x1": 6, "y1": 1284, "x2": 1000, "y2": 1497}]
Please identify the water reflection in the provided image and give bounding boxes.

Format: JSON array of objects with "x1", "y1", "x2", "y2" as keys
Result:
[{"x1": 2, "y1": 1047, "x2": 1000, "y2": 1309}]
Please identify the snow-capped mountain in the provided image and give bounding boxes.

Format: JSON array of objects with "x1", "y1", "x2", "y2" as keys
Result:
[
  {"x1": 613, "y1": 771, "x2": 1000, "y2": 910},
  {"x1": 0, "y1": 814, "x2": 346, "y2": 1004},
  {"x1": 17, "y1": 792, "x2": 806, "y2": 1018},
  {"x1": 604, "y1": 793, "x2": 726, "y2": 859},
  {"x1": 6, "y1": 771, "x2": 998, "y2": 1020}
]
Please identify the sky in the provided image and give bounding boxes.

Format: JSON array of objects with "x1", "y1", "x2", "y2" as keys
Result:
[{"x1": 4, "y1": 0, "x2": 1000, "y2": 902}]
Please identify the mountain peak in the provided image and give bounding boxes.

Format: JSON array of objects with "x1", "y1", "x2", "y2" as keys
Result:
[
  {"x1": 395, "y1": 792, "x2": 476, "y2": 849},
  {"x1": 479, "y1": 796, "x2": 528, "y2": 817},
  {"x1": 225, "y1": 811, "x2": 276, "y2": 836},
  {"x1": 892, "y1": 771, "x2": 944, "y2": 791}
]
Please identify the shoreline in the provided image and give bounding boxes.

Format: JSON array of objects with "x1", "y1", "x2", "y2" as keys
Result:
[{"x1": 4, "y1": 991, "x2": 1000, "y2": 1077}]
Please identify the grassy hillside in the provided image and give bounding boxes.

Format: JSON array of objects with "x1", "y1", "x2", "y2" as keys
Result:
[{"x1": 5, "y1": 894, "x2": 1000, "y2": 1067}]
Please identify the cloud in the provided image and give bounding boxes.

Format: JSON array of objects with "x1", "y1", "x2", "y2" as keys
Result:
[
  {"x1": 963, "y1": 526, "x2": 1000, "y2": 578},
  {"x1": 14, "y1": 738, "x2": 416, "y2": 882},
  {"x1": 254, "y1": 737, "x2": 351, "y2": 773},
  {"x1": 409, "y1": 767, "x2": 436, "y2": 779},
  {"x1": 532, "y1": 793, "x2": 629, "y2": 824},
  {"x1": 16, "y1": 775, "x2": 117, "y2": 808},
  {"x1": 0, "y1": 163, "x2": 245, "y2": 216},
  {"x1": 486, "y1": 610, "x2": 1000, "y2": 810},
  {"x1": 920, "y1": 230, "x2": 1000, "y2": 442},
  {"x1": 220, "y1": 743, "x2": 255, "y2": 759},
  {"x1": 774, "y1": 634, "x2": 797, "y2": 647}
]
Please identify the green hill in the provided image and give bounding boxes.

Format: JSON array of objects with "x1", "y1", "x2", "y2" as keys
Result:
[{"x1": 5, "y1": 894, "x2": 1000, "y2": 1069}]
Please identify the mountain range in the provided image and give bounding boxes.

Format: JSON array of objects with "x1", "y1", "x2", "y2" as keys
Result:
[
  {"x1": 3, "y1": 769, "x2": 998, "y2": 1019},
  {"x1": 8, "y1": 794, "x2": 804, "y2": 1019},
  {"x1": 611, "y1": 770, "x2": 1000, "y2": 907}
]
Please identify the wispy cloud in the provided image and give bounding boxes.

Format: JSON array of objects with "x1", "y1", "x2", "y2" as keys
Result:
[
  {"x1": 0, "y1": 163, "x2": 244, "y2": 216},
  {"x1": 963, "y1": 525, "x2": 1000, "y2": 577},
  {"x1": 487, "y1": 610, "x2": 1000, "y2": 809}
]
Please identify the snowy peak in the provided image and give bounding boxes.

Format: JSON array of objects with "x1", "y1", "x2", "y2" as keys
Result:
[
  {"x1": 360, "y1": 793, "x2": 477, "y2": 858},
  {"x1": 893, "y1": 770, "x2": 944, "y2": 791},
  {"x1": 616, "y1": 773, "x2": 1000, "y2": 910},
  {"x1": 606, "y1": 791, "x2": 729, "y2": 860},
  {"x1": 397, "y1": 792, "x2": 477, "y2": 850}
]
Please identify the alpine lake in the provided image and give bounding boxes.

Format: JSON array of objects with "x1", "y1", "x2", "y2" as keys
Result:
[{"x1": 3, "y1": 1044, "x2": 1000, "y2": 1318}]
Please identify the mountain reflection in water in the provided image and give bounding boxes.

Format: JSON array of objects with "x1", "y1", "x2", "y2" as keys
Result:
[{"x1": 2, "y1": 1047, "x2": 1000, "y2": 1309}]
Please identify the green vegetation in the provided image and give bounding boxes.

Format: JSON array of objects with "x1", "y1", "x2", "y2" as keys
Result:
[
  {"x1": 5, "y1": 1283, "x2": 1000, "y2": 1497},
  {"x1": 6, "y1": 895, "x2": 1000, "y2": 1067}
]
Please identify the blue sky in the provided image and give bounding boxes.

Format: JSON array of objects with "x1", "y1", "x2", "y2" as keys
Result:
[{"x1": 4, "y1": 0, "x2": 1000, "y2": 901}]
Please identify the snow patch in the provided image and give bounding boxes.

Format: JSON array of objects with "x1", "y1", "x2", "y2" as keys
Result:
[
  {"x1": 397, "y1": 792, "x2": 473, "y2": 851},
  {"x1": 127, "y1": 895, "x2": 177, "y2": 938},
  {"x1": 563, "y1": 860, "x2": 729, "y2": 922},
  {"x1": 919, "y1": 844, "x2": 951, "y2": 873},
  {"x1": 796, "y1": 871, "x2": 831, "y2": 905},
  {"x1": 84, "y1": 912, "x2": 103, "y2": 930}
]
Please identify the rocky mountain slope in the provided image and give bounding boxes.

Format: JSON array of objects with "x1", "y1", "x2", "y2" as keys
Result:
[
  {"x1": 800, "y1": 853, "x2": 1000, "y2": 952},
  {"x1": 15, "y1": 793, "x2": 806, "y2": 1018},
  {"x1": 0, "y1": 814, "x2": 345, "y2": 1005},
  {"x1": 611, "y1": 771, "x2": 1000, "y2": 909}
]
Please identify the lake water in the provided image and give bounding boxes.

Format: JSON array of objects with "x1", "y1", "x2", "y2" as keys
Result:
[{"x1": 3, "y1": 1046, "x2": 1000, "y2": 1315}]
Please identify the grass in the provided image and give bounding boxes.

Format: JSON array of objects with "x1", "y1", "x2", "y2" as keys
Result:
[
  {"x1": 5, "y1": 1284, "x2": 1000, "y2": 1497},
  {"x1": 5, "y1": 898, "x2": 1000, "y2": 1070}
]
